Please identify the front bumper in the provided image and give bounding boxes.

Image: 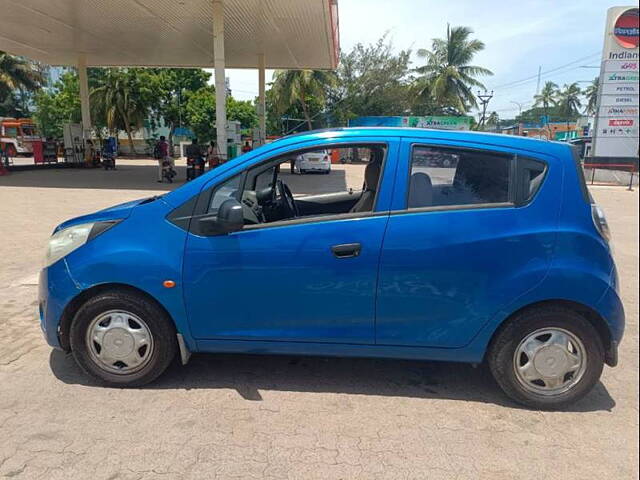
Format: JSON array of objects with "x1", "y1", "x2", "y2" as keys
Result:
[{"x1": 38, "y1": 260, "x2": 81, "y2": 349}]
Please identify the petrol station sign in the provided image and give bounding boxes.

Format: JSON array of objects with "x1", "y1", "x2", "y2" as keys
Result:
[{"x1": 592, "y1": 6, "x2": 640, "y2": 162}]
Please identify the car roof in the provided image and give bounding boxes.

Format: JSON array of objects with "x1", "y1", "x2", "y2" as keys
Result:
[{"x1": 274, "y1": 127, "x2": 571, "y2": 158}]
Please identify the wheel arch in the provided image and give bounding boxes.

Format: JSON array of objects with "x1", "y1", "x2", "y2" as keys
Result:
[
  {"x1": 486, "y1": 299, "x2": 616, "y2": 366},
  {"x1": 57, "y1": 282, "x2": 178, "y2": 352}
]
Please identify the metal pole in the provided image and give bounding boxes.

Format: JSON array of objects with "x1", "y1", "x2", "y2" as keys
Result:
[
  {"x1": 258, "y1": 53, "x2": 266, "y2": 146},
  {"x1": 212, "y1": 0, "x2": 227, "y2": 160},
  {"x1": 77, "y1": 54, "x2": 92, "y2": 134},
  {"x1": 477, "y1": 90, "x2": 494, "y2": 128},
  {"x1": 628, "y1": 170, "x2": 634, "y2": 191}
]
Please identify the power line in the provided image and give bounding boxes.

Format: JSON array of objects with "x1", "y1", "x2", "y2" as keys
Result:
[{"x1": 490, "y1": 52, "x2": 600, "y2": 92}]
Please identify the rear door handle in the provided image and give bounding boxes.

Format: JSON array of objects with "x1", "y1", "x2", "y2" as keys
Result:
[{"x1": 331, "y1": 243, "x2": 361, "y2": 258}]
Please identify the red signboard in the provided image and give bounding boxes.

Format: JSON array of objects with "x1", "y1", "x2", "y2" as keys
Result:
[
  {"x1": 608, "y1": 119, "x2": 634, "y2": 127},
  {"x1": 614, "y1": 8, "x2": 640, "y2": 48}
]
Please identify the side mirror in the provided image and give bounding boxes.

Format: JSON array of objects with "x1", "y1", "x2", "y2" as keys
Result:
[{"x1": 198, "y1": 198, "x2": 244, "y2": 235}]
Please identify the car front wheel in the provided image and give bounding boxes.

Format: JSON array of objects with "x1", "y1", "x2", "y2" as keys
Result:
[
  {"x1": 488, "y1": 306, "x2": 604, "y2": 409},
  {"x1": 69, "y1": 290, "x2": 177, "y2": 387}
]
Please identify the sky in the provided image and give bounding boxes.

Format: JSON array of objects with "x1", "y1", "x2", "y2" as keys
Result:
[{"x1": 217, "y1": 0, "x2": 625, "y2": 119}]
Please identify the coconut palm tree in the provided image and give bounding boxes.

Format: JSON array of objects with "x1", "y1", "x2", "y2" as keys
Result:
[
  {"x1": 486, "y1": 111, "x2": 499, "y2": 130},
  {"x1": 415, "y1": 24, "x2": 493, "y2": 114},
  {"x1": 0, "y1": 51, "x2": 43, "y2": 106},
  {"x1": 90, "y1": 69, "x2": 149, "y2": 154},
  {"x1": 533, "y1": 81, "x2": 558, "y2": 118},
  {"x1": 584, "y1": 77, "x2": 599, "y2": 115},
  {"x1": 557, "y1": 82, "x2": 583, "y2": 119},
  {"x1": 271, "y1": 70, "x2": 336, "y2": 130}
]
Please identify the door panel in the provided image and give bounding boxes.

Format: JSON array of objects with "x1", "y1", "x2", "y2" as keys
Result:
[
  {"x1": 183, "y1": 137, "x2": 400, "y2": 344},
  {"x1": 183, "y1": 216, "x2": 388, "y2": 343},
  {"x1": 376, "y1": 139, "x2": 560, "y2": 348}
]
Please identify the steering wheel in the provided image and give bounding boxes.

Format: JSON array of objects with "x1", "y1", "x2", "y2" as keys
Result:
[{"x1": 275, "y1": 179, "x2": 298, "y2": 218}]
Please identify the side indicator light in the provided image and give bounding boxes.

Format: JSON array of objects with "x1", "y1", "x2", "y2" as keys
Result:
[{"x1": 163, "y1": 280, "x2": 176, "y2": 288}]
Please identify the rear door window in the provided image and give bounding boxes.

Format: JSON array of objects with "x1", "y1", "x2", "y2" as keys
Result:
[{"x1": 408, "y1": 146, "x2": 513, "y2": 209}]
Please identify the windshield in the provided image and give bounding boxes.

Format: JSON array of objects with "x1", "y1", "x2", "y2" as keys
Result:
[
  {"x1": 4, "y1": 127, "x2": 18, "y2": 137},
  {"x1": 21, "y1": 125, "x2": 36, "y2": 136}
]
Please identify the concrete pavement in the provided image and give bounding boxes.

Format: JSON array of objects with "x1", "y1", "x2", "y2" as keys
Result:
[{"x1": 0, "y1": 161, "x2": 638, "y2": 479}]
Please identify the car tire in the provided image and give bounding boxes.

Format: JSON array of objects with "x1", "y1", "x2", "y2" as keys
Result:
[
  {"x1": 69, "y1": 290, "x2": 177, "y2": 387},
  {"x1": 487, "y1": 306, "x2": 604, "y2": 410}
]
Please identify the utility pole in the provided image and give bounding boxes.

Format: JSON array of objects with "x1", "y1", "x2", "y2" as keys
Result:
[
  {"x1": 510, "y1": 101, "x2": 524, "y2": 117},
  {"x1": 477, "y1": 90, "x2": 494, "y2": 128},
  {"x1": 535, "y1": 65, "x2": 542, "y2": 95}
]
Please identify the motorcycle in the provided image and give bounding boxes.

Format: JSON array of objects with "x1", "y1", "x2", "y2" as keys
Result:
[
  {"x1": 162, "y1": 159, "x2": 177, "y2": 183},
  {"x1": 186, "y1": 157, "x2": 205, "y2": 181}
]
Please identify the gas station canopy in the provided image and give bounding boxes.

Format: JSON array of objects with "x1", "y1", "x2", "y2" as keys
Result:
[
  {"x1": 0, "y1": 0, "x2": 339, "y2": 156},
  {"x1": 0, "y1": 0, "x2": 339, "y2": 69}
]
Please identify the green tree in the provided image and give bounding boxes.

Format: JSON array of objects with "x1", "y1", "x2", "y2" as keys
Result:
[
  {"x1": 33, "y1": 71, "x2": 81, "y2": 138},
  {"x1": 183, "y1": 86, "x2": 216, "y2": 141},
  {"x1": 0, "y1": 51, "x2": 43, "y2": 108},
  {"x1": 486, "y1": 111, "x2": 499, "y2": 129},
  {"x1": 415, "y1": 25, "x2": 492, "y2": 114},
  {"x1": 584, "y1": 77, "x2": 599, "y2": 115},
  {"x1": 328, "y1": 35, "x2": 412, "y2": 124},
  {"x1": 227, "y1": 96, "x2": 258, "y2": 130},
  {"x1": 533, "y1": 81, "x2": 558, "y2": 119},
  {"x1": 146, "y1": 68, "x2": 211, "y2": 143},
  {"x1": 271, "y1": 69, "x2": 336, "y2": 130},
  {"x1": 1, "y1": 52, "x2": 44, "y2": 117},
  {"x1": 90, "y1": 69, "x2": 152, "y2": 154},
  {"x1": 556, "y1": 82, "x2": 583, "y2": 119}
]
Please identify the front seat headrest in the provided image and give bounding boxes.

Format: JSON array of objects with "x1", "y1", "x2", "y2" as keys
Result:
[
  {"x1": 408, "y1": 172, "x2": 433, "y2": 208},
  {"x1": 364, "y1": 160, "x2": 381, "y2": 191}
]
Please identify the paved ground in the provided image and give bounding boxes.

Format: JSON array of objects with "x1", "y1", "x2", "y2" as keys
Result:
[{"x1": 0, "y1": 161, "x2": 638, "y2": 479}]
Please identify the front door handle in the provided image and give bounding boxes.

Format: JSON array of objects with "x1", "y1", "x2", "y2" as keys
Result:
[{"x1": 331, "y1": 243, "x2": 361, "y2": 258}]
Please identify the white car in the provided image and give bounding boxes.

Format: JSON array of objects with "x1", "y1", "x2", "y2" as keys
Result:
[{"x1": 295, "y1": 150, "x2": 331, "y2": 174}]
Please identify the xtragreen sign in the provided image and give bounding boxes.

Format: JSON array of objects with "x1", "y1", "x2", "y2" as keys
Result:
[
  {"x1": 406, "y1": 116, "x2": 472, "y2": 130},
  {"x1": 349, "y1": 116, "x2": 472, "y2": 130}
]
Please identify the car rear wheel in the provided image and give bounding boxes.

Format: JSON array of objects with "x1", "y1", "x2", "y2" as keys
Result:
[
  {"x1": 488, "y1": 306, "x2": 604, "y2": 409},
  {"x1": 70, "y1": 290, "x2": 177, "y2": 387}
]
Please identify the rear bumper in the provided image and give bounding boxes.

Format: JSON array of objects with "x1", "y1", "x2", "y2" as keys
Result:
[
  {"x1": 596, "y1": 285, "x2": 625, "y2": 367},
  {"x1": 299, "y1": 163, "x2": 330, "y2": 171},
  {"x1": 38, "y1": 260, "x2": 81, "y2": 350},
  {"x1": 606, "y1": 341, "x2": 619, "y2": 367}
]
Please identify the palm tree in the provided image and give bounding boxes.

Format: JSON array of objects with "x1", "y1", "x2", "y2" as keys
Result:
[
  {"x1": 0, "y1": 51, "x2": 43, "y2": 107},
  {"x1": 91, "y1": 69, "x2": 148, "y2": 154},
  {"x1": 533, "y1": 81, "x2": 558, "y2": 118},
  {"x1": 557, "y1": 83, "x2": 583, "y2": 119},
  {"x1": 270, "y1": 70, "x2": 336, "y2": 130},
  {"x1": 584, "y1": 77, "x2": 599, "y2": 115},
  {"x1": 486, "y1": 111, "x2": 499, "y2": 130},
  {"x1": 415, "y1": 24, "x2": 493, "y2": 114}
]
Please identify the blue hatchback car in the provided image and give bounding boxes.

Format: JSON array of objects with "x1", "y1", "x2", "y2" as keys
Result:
[{"x1": 39, "y1": 128, "x2": 624, "y2": 409}]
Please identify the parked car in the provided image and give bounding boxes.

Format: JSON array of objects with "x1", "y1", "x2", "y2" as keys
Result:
[
  {"x1": 295, "y1": 149, "x2": 331, "y2": 174},
  {"x1": 39, "y1": 127, "x2": 623, "y2": 409}
]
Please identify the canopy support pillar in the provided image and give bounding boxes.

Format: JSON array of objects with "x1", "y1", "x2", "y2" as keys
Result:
[
  {"x1": 258, "y1": 53, "x2": 266, "y2": 146},
  {"x1": 77, "y1": 54, "x2": 92, "y2": 135},
  {"x1": 212, "y1": 0, "x2": 227, "y2": 160}
]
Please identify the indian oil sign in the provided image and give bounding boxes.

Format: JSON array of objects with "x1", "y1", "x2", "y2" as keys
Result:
[
  {"x1": 614, "y1": 8, "x2": 639, "y2": 48},
  {"x1": 592, "y1": 6, "x2": 640, "y2": 162}
]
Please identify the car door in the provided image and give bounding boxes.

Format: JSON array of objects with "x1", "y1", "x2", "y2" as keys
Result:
[
  {"x1": 376, "y1": 138, "x2": 558, "y2": 348},
  {"x1": 183, "y1": 138, "x2": 399, "y2": 344}
]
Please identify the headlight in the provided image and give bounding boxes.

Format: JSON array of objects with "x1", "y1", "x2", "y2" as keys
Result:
[{"x1": 45, "y1": 221, "x2": 117, "y2": 267}]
